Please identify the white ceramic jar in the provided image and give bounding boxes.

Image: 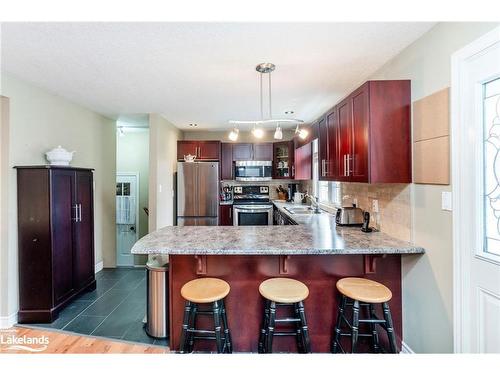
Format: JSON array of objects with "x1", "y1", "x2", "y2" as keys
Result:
[{"x1": 45, "y1": 145, "x2": 75, "y2": 166}]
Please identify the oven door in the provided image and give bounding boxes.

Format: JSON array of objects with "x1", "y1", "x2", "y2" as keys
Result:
[{"x1": 233, "y1": 205, "x2": 273, "y2": 226}]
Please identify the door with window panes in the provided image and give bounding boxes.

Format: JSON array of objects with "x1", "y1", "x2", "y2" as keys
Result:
[{"x1": 453, "y1": 27, "x2": 500, "y2": 353}]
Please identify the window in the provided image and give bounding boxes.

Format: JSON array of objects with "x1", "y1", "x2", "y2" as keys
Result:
[
  {"x1": 483, "y1": 77, "x2": 500, "y2": 257},
  {"x1": 312, "y1": 139, "x2": 342, "y2": 207}
]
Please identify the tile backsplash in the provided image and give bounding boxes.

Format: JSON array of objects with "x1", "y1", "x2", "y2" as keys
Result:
[
  {"x1": 341, "y1": 183, "x2": 411, "y2": 242},
  {"x1": 298, "y1": 180, "x2": 412, "y2": 242}
]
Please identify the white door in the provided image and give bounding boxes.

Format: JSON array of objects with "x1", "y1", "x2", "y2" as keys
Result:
[
  {"x1": 452, "y1": 26, "x2": 500, "y2": 353},
  {"x1": 116, "y1": 173, "x2": 139, "y2": 267}
]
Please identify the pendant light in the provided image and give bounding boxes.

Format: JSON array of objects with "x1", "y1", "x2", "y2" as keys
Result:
[
  {"x1": 274, "y1": 122, "x2": 283, "y2": 140},
  {"x1": 295, "y1": 124, "x2": 309, "y2": 140},
  {"x1": 229, "y1": 63, "x2": 304, "y2": 139},
  {"x1": 228, "y1": 127, "x2": 239, "y2": 141}
]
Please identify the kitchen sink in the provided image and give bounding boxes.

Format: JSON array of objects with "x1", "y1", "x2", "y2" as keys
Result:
[{"x1": 284, "y1": 206, "x2": 321, "y2": 215}]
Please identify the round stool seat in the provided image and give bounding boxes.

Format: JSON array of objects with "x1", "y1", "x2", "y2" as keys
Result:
[
  {"x1": 336, "y1": 277, "x2": 392, "y2": 303},
  {"x1": 181, "y1": 278, "x2": 230, "y2": 303},
  {"x1": 259, "y1": 278, "x2": 309, "y2": 303}
]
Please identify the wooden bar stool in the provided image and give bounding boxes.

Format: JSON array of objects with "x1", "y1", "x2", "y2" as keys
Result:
[
  {"x1": 331, "y1": 277, "x2": 398, "y2": 354},
  {"x1": 178, "y1": 277, "x2": 232, "y2": 353},
  {"x1": 258, "y1": 277, "x2": 311, "y2": 353}
]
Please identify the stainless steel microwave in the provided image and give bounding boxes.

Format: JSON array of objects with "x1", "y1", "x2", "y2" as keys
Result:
[{"x1": 234, "y1": 160, "x2": 272, "y2": 181}]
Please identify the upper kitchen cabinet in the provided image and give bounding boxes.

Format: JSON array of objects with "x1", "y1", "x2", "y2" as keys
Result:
[
  {"x1": 273, "y1": 141, "x2": 295, "y2": 179},
  {"x1": 253, "y1": 143, "x2": 273, "y2": 161},
  {"x1": 220, "y1": 142, "x2": 234, "y2": 180},
  {"x1": 177, "y1": 140, "x2": 220, "y2": 161},
  {"x1": 294, "y1": 142, "x2": 312, "y2": 180},
  {"x1": 232, "y1": 143, "x2": 253, "y2": 161},
  {"x1": 320, "y1": 80, "x2": 411, "y2": 183}
]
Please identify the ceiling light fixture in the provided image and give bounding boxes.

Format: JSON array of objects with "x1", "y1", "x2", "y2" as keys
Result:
[
  {"x1": 228, "y1": 63, "x2": 304, "y2": 139},
  {"x1": 228, "y1": 127, "x2": 239, "y2": 141},
  {"x1": 189, "y1": 123, "x2": 198, "y2": 127},
  {"x1": 295, "y1": 124, "x2": 309, "y2": 140},
  {"x1": 252, "y1": 124, "x2": 264, "y2": 139},
  {"x1": 274, "y1": 123, "x2": 283, "y2": 140},
  {"x1": 285, "y1": 110, "x2": 294, "y2": 115}
]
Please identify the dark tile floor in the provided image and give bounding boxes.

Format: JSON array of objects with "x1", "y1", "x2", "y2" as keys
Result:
[{"x1": 25, "y1": 268, "x2": 168, "y2": 347}]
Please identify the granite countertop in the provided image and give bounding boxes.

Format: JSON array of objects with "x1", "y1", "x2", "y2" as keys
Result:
[{"x1": 131, "y1": 200, "x2": 425, "y2": 255}]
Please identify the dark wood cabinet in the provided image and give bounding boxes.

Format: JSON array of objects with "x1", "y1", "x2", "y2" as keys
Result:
[
  {"x1": 253, "y1": 143, "x2": 273, "y2": 161},
  {"x1": 232, "y1": 143, "x2": 253, "y2": 161},
  {"x1": 319, "y1": 80, "x2": 411, "y2": 183},
  {"x1": 273, "y1": 141, "x2": 295, "y2": 179},
  {"x1": 220, "y1": 143, "x2": 233, "y2": 180},
  {"x1": 294, "y1": 142, "x2": 312, "y2": 180},
  {"x1": 337, "y1": 98, "x2": 352, "y2": 181},
  {"x1": 317, "y1": 115, "x2": 329, "y2": 180},
  {"x1": 177, "y1": 141, "x2": 220, "y2": 160},
  {"x1": 350, "y1": 84, "x2": 369, "y2": 182},
  {"x1": 177, "y1": 141, "x2": 198, "y2": 160},
  {"x1": 16, "y1": 166, "x2": 96, "y2": 323},
  {"x1": 218, "y1": 204, "x2": 233, "y2": 226},
  {"x1": 337, "y1": 80, "x2": 411, "y2": 183}
]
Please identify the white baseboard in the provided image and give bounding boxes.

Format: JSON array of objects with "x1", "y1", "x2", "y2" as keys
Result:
[
  {"x1": 94, "y1": 261, "x2": 104, "y2": 274},
  {"x1": 0, "y1": 312, "x2": 18, "y2": 329},
  {"x1": 401, "y1": 341, "x2": 415, "y2": 354}
]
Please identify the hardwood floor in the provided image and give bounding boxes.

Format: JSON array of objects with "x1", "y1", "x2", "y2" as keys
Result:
[{"x1": 0, "y1": 327, "x2": 169, "y2": 354}]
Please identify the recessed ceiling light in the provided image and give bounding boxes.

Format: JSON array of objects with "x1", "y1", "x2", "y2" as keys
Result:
[
  {"x1": 189, "y1": 123, "x2": 198, "y2": 127},
  {"x1": 285, "y1": 111, "x2": 294, "y2": 115}
]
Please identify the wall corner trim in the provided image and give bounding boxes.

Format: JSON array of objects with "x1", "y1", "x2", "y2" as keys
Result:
[
  {"x1": 94, "y1": 261, "x2": 104, "y2": 274},
  {"x1": 0, "y1": 312, "x2": 18, "y2": 329},
  {"x1": 401, "y1": 341, "x2": 415, "y2": 354}
]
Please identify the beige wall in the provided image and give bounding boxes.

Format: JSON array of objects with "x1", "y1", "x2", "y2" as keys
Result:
[
  {"x1": 183, "y1": 129, "x2": 295, "y2": 142},
  {"x1": 0, "y1": 74, "x2": 116, "y2": 324},
  {"x1": 149, "y1": 114, "x2": 182, "y2": 231},
  {"x1": 0, "y1": 96, "x2": 11, "y2": 322},
  {"x1": 366, "y1": 22, "x2": 499, "y2": 353},
  {"x1": 117, "y1": 128, "x2": 149, "y2": 265}
]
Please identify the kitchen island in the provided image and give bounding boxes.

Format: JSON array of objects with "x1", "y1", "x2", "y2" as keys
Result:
[{"x1": 132, "y1": 202, "x2": 424, "y2": 353}]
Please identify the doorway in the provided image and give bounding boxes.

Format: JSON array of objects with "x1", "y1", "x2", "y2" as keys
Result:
[
  {"x1": 452, "y1": 26, "x2": 500, "y2": 353},
  {"x1": 116, "y1": 173, "x2": 139, "y2": 266}
]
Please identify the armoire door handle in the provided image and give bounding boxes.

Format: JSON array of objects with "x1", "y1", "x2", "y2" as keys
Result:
[
  {"x1": 78, "y1": 204, "x2": 82, "y2": 222},
  {"x1": 72, "y1": 204, "x2": 79, "y2": 222}
]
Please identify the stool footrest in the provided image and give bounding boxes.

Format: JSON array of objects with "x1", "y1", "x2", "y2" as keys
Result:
[
  {"x1": 275, "y1": 318, "x2": 301, "y2": 323},
  {"x1": 273, "y1": 331, "x2": 300, "y2": 337}
]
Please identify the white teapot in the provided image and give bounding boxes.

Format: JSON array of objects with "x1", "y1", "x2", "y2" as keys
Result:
[
  {"x1": 45, "y1": 145, "x2": 75, "y2": 166},
  {"x1": 184, "y1": 154, "x2": 197, "y2": 162}
]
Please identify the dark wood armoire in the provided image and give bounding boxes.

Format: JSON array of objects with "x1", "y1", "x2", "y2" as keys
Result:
[{"x1": 16, "y1": 166, "x2": 96, "y2": 323}]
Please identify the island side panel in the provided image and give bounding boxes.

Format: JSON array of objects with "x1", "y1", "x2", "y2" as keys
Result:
[{"x1": 169, "y1": 254, "x2": 402, "y2": 353}]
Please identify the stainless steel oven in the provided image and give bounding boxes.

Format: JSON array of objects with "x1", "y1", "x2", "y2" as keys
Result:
[
  {"x1": 233, "y1": 204, "x2": 273, "y2": 226},
  {"x1": 234, "y1": 160, "x2": 272, "y2": 181},
  {"x1": 232, "y1": 185, "x2": 273, "y2": 225}
]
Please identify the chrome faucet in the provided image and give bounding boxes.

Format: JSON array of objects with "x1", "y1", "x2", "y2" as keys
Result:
[{"x1": 304, "y1": 193, "x2": 321, "y2": 213}]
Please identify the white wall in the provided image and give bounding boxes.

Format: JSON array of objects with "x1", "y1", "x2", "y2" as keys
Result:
[
  {"x1": 117, "y1": 127, "x2": 149, "y2": 265},
  {"x1": 149, "y1": 114, "x2": 182, "y2": 231},
  {"x1": 369, "y1": 22, "x2": 499, "y2": 353},
  {"x1": 0, "y1": 74, "x2": 116, "y2": 326}
]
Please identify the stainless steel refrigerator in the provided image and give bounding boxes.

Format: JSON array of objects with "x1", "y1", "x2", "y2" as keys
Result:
[{"x1": 177, "y1": 161, "x2": 219, "y2": 226}]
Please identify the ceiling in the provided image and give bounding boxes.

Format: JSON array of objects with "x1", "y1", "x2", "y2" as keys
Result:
[{"x1": 1, "y1": 22, "x2": 435, "y2": 131}]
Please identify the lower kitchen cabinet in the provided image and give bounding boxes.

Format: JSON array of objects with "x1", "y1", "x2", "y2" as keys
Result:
[
  {"x1": 219, "y1": 204, "x2": 233, "y2": 226},
  {"x1": 16, "y1": 166, "x2": 96, "y2": 323}
]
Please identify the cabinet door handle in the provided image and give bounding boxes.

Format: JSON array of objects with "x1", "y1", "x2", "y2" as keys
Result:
[
  {"x1": 321, "y1": 160, "x2": 325, "y2": 177},
  {"x1": 291, "y1": 165, "x2": 295, "y2": 177},
  {"x1": 346, "y1": 155, "x2": 351, "y2": 176},
  {"x1": 78, "y1": 203, "x2": 82, "y2": 222},
  {"x1": 229, "y1": 209, "x2": 232, "y2": 219},
  {"x1": 72, "y1": 204, "x2": 78, "y2": 222}
]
